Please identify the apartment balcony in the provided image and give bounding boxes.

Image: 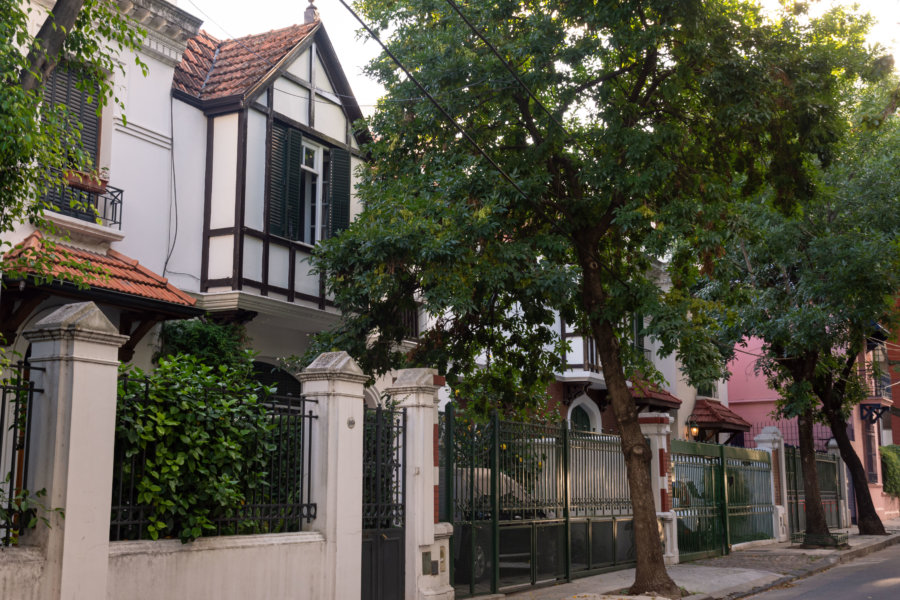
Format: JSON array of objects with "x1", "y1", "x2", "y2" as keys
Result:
[
  {"x1": 870, "y1": 375, "x2": 893, "y2": 401},
  {"x1": 45, "y1": 173, "x2": 123, "y2": 229}
]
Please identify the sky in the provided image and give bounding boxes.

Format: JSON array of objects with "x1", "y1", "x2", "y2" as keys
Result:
[{"x1": 177, "y1": 0, "x2": 900, "y2": 116}]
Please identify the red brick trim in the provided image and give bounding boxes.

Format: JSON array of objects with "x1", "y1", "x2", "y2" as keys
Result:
[{"x1": 639, "y1": 416, "x2": 669, "y2": 424}]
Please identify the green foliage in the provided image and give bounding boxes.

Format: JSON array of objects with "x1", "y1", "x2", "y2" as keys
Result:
[
  {"x1": 0, "y1": 1, "x2": 145, "y2": 278},
  {"x1": 0, "y1": 474, "x2": 64, "y2": 545},
  {"x1": 312, "y1": 0, "x2": 884, "y2": 415},
  {"x1": 115, "y1": 352, "x2": 274, "y2": 543},
  {"x1": 155, "y1": 318, "x2": 249, "y2": 368},
  {"x1": 881, "y1": 445, "x2": 900, "y2": 498}
]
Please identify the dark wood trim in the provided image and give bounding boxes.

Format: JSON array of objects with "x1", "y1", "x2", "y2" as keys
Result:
[
  {"x1": 238, "y1": 279, "x2": 331, "y2": 307},
  {"x1": 245, "y1": 28, "x2": 319, "y2": 105},
  {"x1": 262, "y1": 84, "x2": 274, "y2": 297},
  {"x1": 309, "y1": 43, "x2": 316, "y2": 128},
  {"x1": 311, "y1": 28, "x2": 371, "y2": 147},
  {"x1": 204, "y1": 277, "x2": 233, "y2": 289},
  {"x1": 172, "y1": 88, "x2": 245, "y2": 116},
  {"x1": 280, "y1": 70, "x2": 312, "y2": 92},
  {"x1": 272, "y1": 112, "x2": 363, "y2": 156},
  {"x1": 234, "y1": 109, "x2": 248, "y2": 291},
  {"x1": 0, "y1": 289, "x2": 49, "y2": 343},
  {"x1": 208, "y1": 227, "x2": 236, "y2": 237},
  {"x1": 288, "y1": 247, "x2": 296, "y2": 302},
  {"x1": 118, "y1": 314, "x2": 163, "y2": 363},
  {"x1": 201, "y1": 115, "x2": 214, "y2": 292}
]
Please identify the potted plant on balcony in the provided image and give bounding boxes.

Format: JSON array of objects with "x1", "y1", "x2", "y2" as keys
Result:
[{"x1": 64, "y1": 166, "x2": 109, "y2": 194}]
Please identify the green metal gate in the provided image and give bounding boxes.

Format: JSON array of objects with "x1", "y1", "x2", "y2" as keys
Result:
[
  {"x1": 441, "y1": 405, "x2": 634, "y2": 598},
  {"x1": 784, "y1": 446, "x2": 841, "y2": 534},
  {"x1": 671, "y1": 441, "x2": 774, "y2": 561}
]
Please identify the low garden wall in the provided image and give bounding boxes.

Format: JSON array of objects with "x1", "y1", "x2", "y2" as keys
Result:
[{"x1": 107, "y1": 532, "x2": 326, "y2": 599}]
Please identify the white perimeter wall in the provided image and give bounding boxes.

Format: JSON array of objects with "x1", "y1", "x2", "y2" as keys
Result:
[{"x1": 107, "y1": 532, "x2": 326, "y2": 600}]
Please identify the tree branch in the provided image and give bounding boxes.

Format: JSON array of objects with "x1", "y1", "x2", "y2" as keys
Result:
[{"x1": 20, "y1": 0, "x2": 86, "y2": 92}]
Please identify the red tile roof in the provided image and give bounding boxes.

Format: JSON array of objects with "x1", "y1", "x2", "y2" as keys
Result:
[
  {"x1": 690, "y1": 399, "x2": 751, "y2": 432},
  {"x1": 174, "y1": 23, "x2": 318, "y2": 101},
  {"x1": 630, "y1": 379, "x2": 683, "y2": 407},
  {"x1": 5, "y1": 232, "x2": 196, "y2": 307}
]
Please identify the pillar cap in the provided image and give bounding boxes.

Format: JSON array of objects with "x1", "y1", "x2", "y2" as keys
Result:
[
  {"x1": 23, "y1": 301, "x2": 128, "y2": 346},
  {"x1": 298, "y1": 351, "x2": 368, "y2": 383}
]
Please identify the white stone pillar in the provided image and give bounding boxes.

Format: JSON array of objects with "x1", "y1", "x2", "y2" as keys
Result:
[
  {"x1": 755, "y1": 426, "x2": 788, "y2": 541},
  {"x1": 22, "y1": 302, "x2": 128, "y2": 600},
  {"x1": 639, "y1": 413, "x2": 678, "y2": 564},
  {"x1": 639, "y1": 413, "x2": 673, "y2": 513},
  {"x1": 299, "y1": 352, "x2": 368, "y2": 600},
  {"x1": 386, "y1": 369, "x2": 453, "y2": 600},
  {"x1": 828, "y1": 439, "x2": 850, "y2": 529}
]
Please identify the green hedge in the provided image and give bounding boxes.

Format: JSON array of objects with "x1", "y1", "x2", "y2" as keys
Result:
[{"x1": 881, "y1": 445, "x2": 900, "y2": 498}]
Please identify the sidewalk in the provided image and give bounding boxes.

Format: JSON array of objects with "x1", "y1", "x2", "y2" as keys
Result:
[{"x1": 503, "y1": 518, "x2": 900, "y2": 600}]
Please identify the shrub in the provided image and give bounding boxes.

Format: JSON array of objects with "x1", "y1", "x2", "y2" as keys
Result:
[
  {"x1": 882, "y1": 445, "x2": 900, "y2": 498},
  {"x1": 115, "y1": 351, "x2": 274, "y2": 542},
  {"x1": 155, "y1": 318, "x2": 248, "y2": 368}
]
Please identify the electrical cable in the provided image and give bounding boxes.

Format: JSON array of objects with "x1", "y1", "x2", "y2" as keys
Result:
[
  {"x1": 164, "y1": 94, "x2": 178, "y2": 275},
  {"x1": 334, "y1": 0, "x2": 531, "y2": 202}
]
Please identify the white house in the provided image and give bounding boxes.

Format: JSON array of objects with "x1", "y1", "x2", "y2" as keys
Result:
[{"x1": 3, "y1": 1, "x2": 379, "y2": 385}]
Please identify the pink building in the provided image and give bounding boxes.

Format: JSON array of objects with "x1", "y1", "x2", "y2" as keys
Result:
[{"x1": 728, "y1": 338, "x2": 899, "y2": 522}]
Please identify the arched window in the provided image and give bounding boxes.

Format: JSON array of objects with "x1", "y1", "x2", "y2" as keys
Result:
[{"x1": 567, "y1": 395, "x2": 601, "y2": 433}]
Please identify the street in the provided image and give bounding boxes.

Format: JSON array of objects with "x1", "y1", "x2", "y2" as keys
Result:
[{"x1": 747, "y1": 543, "x2": 900, "y2": 600}]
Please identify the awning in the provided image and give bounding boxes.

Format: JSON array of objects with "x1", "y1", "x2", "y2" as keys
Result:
[
  {"x1": 689, "y1": 399, "x2": 751, "y2": 433},
  {"x1": 630, "y1": 379, "x2": 683, "y2": 411}
]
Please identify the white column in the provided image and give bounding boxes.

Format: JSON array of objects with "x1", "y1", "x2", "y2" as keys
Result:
[
  {"x1": 299, "y1": 352, "x2": 368, "y2": 600},
  {"x1": 828, "y1": 439, "x2": 850, "y2": 529},
  {"x1": 386, "y1": 368, "x2": 452, "y2": 600},
  {"x1": 22, "y1": 302, "x2": 128, "y2": 600},
  {"x1": 755, "y1": 426, "x2": 788, "y2": 541},
  {"x1": 639, "y1": 413, "x2": 678, "y2": 565}
]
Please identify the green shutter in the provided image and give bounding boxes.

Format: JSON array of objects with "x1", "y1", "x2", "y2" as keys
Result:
[
  {"x1": 268, "y1": 123, "x2": 288, "y2": 237},
  {"x1": 285, "y1": 128, "x2": 304, "y2": 240},
  {"x1": 329, "y1": 147, "x2": 351, "y2": 236}
]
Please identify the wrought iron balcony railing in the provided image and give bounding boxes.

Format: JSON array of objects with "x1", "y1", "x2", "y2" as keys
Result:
[
  {"x1": 44, "y1": 174, "x2": 123, "y2": 229},
  {"x1": 872, "y1": 375, "x2": 892, "y2": 400}
]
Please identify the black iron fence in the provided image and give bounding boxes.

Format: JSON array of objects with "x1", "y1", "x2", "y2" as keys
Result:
[
  {"x1": 110, "y1": 382, "x2": 316, "y2": 541},
  {"x1": 784, "y1": 446, "x2": 841, "y2": 534},
  {"x1": 1, "y1": 361, "x2": 42, "y2": 547},
  {"x1": 441, "y1": 405, "x2": 633, "y2": 598}
]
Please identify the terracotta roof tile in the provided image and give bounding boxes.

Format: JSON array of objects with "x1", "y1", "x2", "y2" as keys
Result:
[
  {"x1": 690, "y1": 399, "x2": 751, "y2": 432},
  {"x1": 630, "y1": 379, "x2": 682, "y2": 406},
  {"x1": 174, "y1": 23, "x2": 318, "y2": 101},
  {"x1": 5, "y1": 232, "x2": 196, "y2": 308}
]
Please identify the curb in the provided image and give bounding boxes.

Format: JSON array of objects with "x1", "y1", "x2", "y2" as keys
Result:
[{"x1": 720, "y1": 531, "x2": 900, "y2": 600}]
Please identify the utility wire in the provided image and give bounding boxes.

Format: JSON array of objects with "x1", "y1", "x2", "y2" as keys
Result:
[
  {"x1": 442, "y1": 0, "x2": 575, "y2": 146},
  {"x1": 335, "y1": 0, "x2": 530, "y2": 202}
]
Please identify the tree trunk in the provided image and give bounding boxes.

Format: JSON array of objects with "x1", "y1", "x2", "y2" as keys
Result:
[
  {"x1": 20, "y1": 0, "x2": 86, "y2": 92},
  {"x1": 822, "y1": 404, "x2": 886, "y2": 535},
  {"x1": 576, "y1": 238, "x2": 678, "y2": 598},
  {"x1": 798, "y1": 408, "x2": 830, "y2": 538}
]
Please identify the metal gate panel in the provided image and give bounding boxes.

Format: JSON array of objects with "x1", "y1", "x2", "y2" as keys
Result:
[
  {"x1": 671, "y1": 441, "x2": 726, "y2": 561},
  {"x1": 785, "y1": 446, "x2": 841, "y2": 534},
  {"x1": 361, "y1": 405, "x2": 406, "y2": 600},
  {"x1": 443, "y1": 406, "x2": 633, "y2": 598}
]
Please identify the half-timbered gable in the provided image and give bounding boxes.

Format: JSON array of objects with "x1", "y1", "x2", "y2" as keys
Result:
[{"x1": 171, "y1": 16, "x2": 368, "y2": 343}]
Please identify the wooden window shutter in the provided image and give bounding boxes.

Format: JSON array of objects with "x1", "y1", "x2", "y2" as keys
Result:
[
  {"x1": 43, "y1": 65, "x2": 101, "y2": 165},
  {"x1": 268, "y1": 122, "x2": 288, "y2": 237},
  {"x1": 285, "y1": 128, "x2": 304, "y2": 240},
  {"x1": 328, "y1": 147, "x2": 351, "y2": 236}
]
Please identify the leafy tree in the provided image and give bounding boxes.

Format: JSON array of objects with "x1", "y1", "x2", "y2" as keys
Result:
[
  {"x1": 708, "y1": 89, "x2": 900, "y2": 537},
  {"x1": 0, "y1": 1, "x2": 145, "y2": 279},
  {"x1": 313, "y1": 0, "x2": 880, "y2": 593}
]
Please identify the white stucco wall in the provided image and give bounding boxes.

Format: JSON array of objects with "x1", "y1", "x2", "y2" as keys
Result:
[
  {"x1": 107, "y1": 533, "x2": 326, "y2": 600},
  {"x1": 0, "y1": 546, "x2": 43, "y2": 600}
]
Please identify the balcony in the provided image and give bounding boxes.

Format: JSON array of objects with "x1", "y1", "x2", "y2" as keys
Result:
[
  {"x1": 45, "y1": 174, "x2": 123, "y2": 229},
  {"x1": 871, "y1": 375, "x2": 892, "y2": 401}
]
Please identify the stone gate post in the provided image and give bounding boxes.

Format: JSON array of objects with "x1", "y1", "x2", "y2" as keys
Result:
[
  {"x1": 639, "y1": 412, "x2": 678, "y2": 564},
  {"x1": 755, "y1": 426, "x2": 789, "y2": 541},
  {"x1": 299, "y1": 352, "x2": 368, "y2": 600},
  {"x1": 22, "y1": 302, "x2": 128, "y2": 600},
  {"x1": 385, "y1": 369, "x2": 453, "y2": 600}
]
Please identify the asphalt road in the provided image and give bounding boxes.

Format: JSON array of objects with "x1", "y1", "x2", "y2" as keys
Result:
[{"x1": 747, "y1": 542, "x2": 900, "y2": 600}]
